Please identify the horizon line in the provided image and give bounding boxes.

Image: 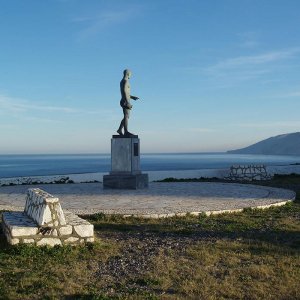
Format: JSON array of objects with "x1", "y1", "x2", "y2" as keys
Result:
[{"x1": 0, "y1": 151, "x2": 229, "y2": 156}]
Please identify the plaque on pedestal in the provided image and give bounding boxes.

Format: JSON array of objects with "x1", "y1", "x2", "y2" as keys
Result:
[{"x1": 103, "y1": 135, "x2": 149, "y2": 189}]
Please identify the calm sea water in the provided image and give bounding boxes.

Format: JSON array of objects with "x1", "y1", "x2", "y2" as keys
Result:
[{"x1": 0, "y1": 153, "x2": 300, "y2": 178}]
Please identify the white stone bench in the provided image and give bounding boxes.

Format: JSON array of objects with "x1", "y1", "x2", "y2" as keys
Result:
[
  {"x1": 2, "y1": 188, "x2": 94, "y2": 246},
  {"x1": 226, "y1": 164, "x2": 272, "y2": 181}
]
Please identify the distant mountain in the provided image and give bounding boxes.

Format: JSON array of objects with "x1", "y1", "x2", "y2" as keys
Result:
[{"x1": 228, "y1": 132, "x2": 300, "y2": 156}]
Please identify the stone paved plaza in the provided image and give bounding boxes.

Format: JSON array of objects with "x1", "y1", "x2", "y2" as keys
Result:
[{"x1": 0, "y1": 182, "x2": 295, "y2": 217}]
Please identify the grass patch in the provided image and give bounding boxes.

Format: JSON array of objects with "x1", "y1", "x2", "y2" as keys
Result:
[
  {"x1": 0, "y1": 175, "x2": 300, "y2": 299},
  {"x1": 149, "y1": 239, "x2": 300, "y2": 299},
  {"x1": 156, "y1": 176, "x2": 225, "y2": 183},
  {"x1": 0, "y1": 237, "x2": 119, "y2": 300}
]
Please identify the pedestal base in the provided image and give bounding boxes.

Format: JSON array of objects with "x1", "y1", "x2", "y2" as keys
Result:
[{"x1": 103, "y1": 173, "x2": 149, "y2": 189}]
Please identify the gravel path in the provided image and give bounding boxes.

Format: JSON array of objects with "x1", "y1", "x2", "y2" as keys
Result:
[{"x1": 0, "y1": 182, "x2": 295, "y2": 216}]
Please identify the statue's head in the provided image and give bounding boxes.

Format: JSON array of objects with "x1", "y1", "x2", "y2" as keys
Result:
[{"x1": 123, "y1": 69, "x2": 132, "y2": 79}]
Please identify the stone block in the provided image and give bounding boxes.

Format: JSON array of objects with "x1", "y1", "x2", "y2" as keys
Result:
[
  {"x1": 73, "y1": 224, "x2": 94, "y2": 238},
  {"x1": 59, "y1": 225, "x2": 73, "y2": 236},
  {"x1": 39, "y1": 205, "x2": 52, "y2": 225},
  {"x1": 8, "y1": 237, "x2": 20, "y2": 245},
  {"x1": 103, "y1": 173, "x2": 148, "y2": 189},
  {"x1": 10, "y1": 226, "x2": 38, "y2": 237},
  {"x1": 23, "y1": 238, "x2": 35, "y2": 244},
  {"x1": 37, "y1": 238, "x2": 62, "y2": 247},
  {"x1": 2, "y1": 212, "x2": 38, "y2": 237},
  {"x1": 53, "y1": 204, "x2": 66, "y2": 226},
  {"x1": 65, "y1": 213, "x2": 94, "y2": 238},
  {"x1": 86, "y1": 237, "x2": 95, "y2": 243},
  {"x1": 64, "y1": 237, "x2": 79, "y2": 243}
]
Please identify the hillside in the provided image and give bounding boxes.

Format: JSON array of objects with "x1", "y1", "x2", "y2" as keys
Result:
[{"x1": 228, "y1": 132, "x2": 300, "y2": 155}]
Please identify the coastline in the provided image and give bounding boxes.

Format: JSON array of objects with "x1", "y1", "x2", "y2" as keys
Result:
[{"x1": 1, "y1": 164, "x2": 300, "y2": 186}]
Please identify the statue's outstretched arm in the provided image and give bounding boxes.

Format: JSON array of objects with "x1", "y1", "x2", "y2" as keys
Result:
[{"x1": 131, "y1": 95, "x2": 139, "y2": 100}]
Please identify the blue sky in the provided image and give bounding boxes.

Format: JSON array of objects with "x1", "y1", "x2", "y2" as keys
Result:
[{"x1": 0, "y1": 0, "x2": 299, "y2": 154}]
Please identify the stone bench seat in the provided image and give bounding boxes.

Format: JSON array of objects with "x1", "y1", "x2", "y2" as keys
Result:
[
  {"x1": 3, "y1": 212, "x2": 38, "y2": 238},
  {"x1": 2, "y1": 188, "x2": 94, "y2": 246},
  {"x1": 225, "y1": 164, "x2": 272, "y2": 181}
]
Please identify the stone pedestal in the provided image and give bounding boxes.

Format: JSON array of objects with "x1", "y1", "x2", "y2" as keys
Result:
[{"x1": 103, "y1": 135, "x2": 149, "y2": 189}]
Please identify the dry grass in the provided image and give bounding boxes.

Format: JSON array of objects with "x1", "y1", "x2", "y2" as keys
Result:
[
  {"x1": 0, "y1": 175, "x2": 300, "y2": 299},
  {"x1": 149, "y1": 240, "x2": 300, "y2": 299},
  {"x1": 0, "y1": 240, "x2": 120, "y2": 299}
]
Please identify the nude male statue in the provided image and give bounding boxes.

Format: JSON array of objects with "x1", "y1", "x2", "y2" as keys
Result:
[{"x1": 117, "y1": 69, "x2": 140, "y2": 136}]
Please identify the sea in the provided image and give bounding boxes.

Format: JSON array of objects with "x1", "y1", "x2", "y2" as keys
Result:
[{"x1": 1, "y1": 153, "x2": 300, "y2": 179}]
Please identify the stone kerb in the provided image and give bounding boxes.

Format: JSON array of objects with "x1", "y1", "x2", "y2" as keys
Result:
[{"x1": 2, "y1": 188, "x2": 94, "y2": 247}]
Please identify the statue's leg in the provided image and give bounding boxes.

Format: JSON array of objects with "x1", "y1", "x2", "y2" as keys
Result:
[
  {"x1": 117, "y1": 108, "x2": 127, "y2": 135},
  {"x1": 117, "y1": 119, "x2": 124, "y2": 135},
  {"x1": 124, "y1": 109, "x2": 134, "y2": 136},
  {"x1": 124, "y1": 109, "x2": 130, "y2": 134},
  {"x1": 124, "y1": 117, "x2": 128, "y2": 133}
]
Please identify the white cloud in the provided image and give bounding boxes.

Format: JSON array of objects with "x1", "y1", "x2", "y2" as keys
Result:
[
  {"x1": 0, "y1": 94, "x2": 111, "y2": 116},
  {"x1": 278, "y1": 91, "x2": 300, "y2": 98},
  {"x1": 187, "y1": 47, "x2": 300, "y2": 88},
  {"x1": 21, "y1": 116, "x2": 63, "y2": 123},
  {"x1": 74, "y1": 7, "x2": 142, "y2": 40},
  {"x1": 206, "y1": 48, "x2": 300, "y2": 74},
  {"x1": 236, "y1": 121, "x2": 300, "y2": 128},
  {"x1": 0, "y1": 95, "x2": 75, "y2": 113},
  {"x1": 266, "y1": 91, "x2": 300, "y2": 99},
  {"x1": 188, "y1": 128, "x2": 216, "y2": 133},
  {"x1": 183, "y1": 47, "x2": 300, "y2": 89}
]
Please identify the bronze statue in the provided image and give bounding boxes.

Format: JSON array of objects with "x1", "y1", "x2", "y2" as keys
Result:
[{"x1": 117, "y1": 69, "x2": 139, "y2": 136}]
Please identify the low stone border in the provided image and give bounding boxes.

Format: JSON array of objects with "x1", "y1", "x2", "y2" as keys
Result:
[{"x1": 119, "y1": 199, "x2": 294, "y2": 219}]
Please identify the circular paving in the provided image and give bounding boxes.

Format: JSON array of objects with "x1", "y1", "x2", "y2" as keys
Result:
[{"x1": 0, "y1": 182, "x2": 295, "y2": 217}]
